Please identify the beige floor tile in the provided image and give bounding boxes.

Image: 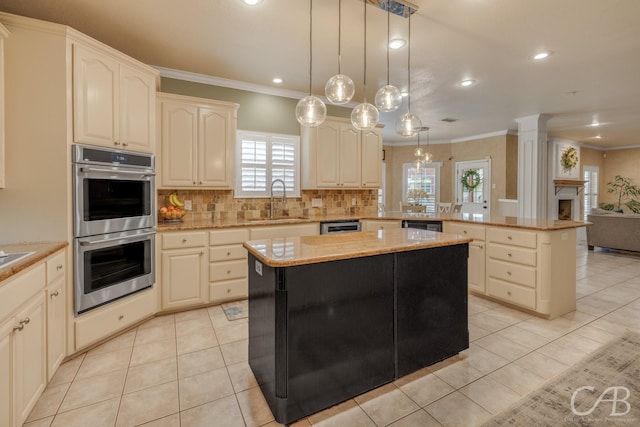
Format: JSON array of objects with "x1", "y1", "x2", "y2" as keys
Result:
[
  {"x1": 58, "y1": 369, "x2": 126, "y2": 412},
  {"x1": 130, "y1": 337, "x2": 177, "y2": 367},
  {"x1": 138, "y1": 413, "x2": 180, "y2": 426},
  {"x1": 459, "y1": 376, "x2": 521, "y2": 415},
  {"x1": 387, "y1": 409, "x2": 442, "y2": 427},
  {"x1": 513, "y1": 351, "x2": 569, "y2": 380},
  {"x1": 220, "y1": 338, "x2": 249, "y2": 365},
  {"x1": 602, "y1": 306, "x2": 640, "y2": 329},
  {"x1": 176, "y1": 329, "x2": 219, "y2": 355},
  {"x1": 485, "y1": 305, "x2": 532, "y2": 324},
  {"x1": 177, "y1": 346, "x2": 226, "y2": 378},
  {"x1": 468, "y1": 323, "x2": 492, "y2": 342},
  {"x1": 207, "y1": 304, "x2": 224, "y2": 317},
  {"x1": 86, "y1": 329, "x2": 136, "y2": 356},
  {"x1": 23, "y1": 416, "x2": 54, "y2": 427},
  {"x1": 460, "y1": 343, "x2": 510, "y2": 374},
  {"x1": 395, "y1": 368, "x2": 455, "y2": 407},
  {"x1": 47, "y1": 354, "x2": 85, "y2": 387},
  {"x1": 537, "y1": 333, "x2": 603, "y2": 365},
  {"x1": 515, "y1": 316, "x2": 575, "y2": 339},
  {"x1": 474, "y1": 333, "x2": 532, "y2": 361},
  {"x1": 354, "y1": 383, "x2": 420, "y2": 426},
  {"x1": 75, "y1": 347, "x2": 132, "y2": 379},
  {"x1": 178, "y1": 366, "x2": 234, "y2": 410},
  {"x1": 487, "y1": 363, "x2": 547, "y2": 396},
  {"x1": 227, "y1": 360, "x2": 258, "y2": 393},
  {"x1": 179, "y1": 395, "x2": 245, "y2": 427},
  {"x1": 468, "y1": 311, "x2": 512, "y2": 333},
  {"x1": 124, "y1": 356, "x2": 177, "y2": 394},
  {"x1": 215, "y1": 319, "x2": 249, "y2": 345},
  {"x1": 26, "y1": 383, "x2": 70, "y2": 422},
  {"x1": 175, "y1": 317, "x2": 214, "y2": 337},
  {"x1": 425, "y1": 391, "x2": 492, "y2": 427},
  {"x1": 209, "y1": 311, "x2": 233, "y2": 328},
  {"x1": 236, "y1": 386, "x2": 275, "y2": 427},
  {"x1": 575, "y1": 294, "x2": 622, "y2": 316},
  {"x1": 308, "y1": 399, "x2": 375, "y2": 427},
  {"x1": 262, "y1": 420, "x2": 311, "y2": 427},
  {"x1": 430, "y1": 359, "x2": 484, "y2": 389},
  {"x1": 116, "y1": 381, "x2": 179, "y2": 427},
  {"x1": 138, "y1": 313, "x2": 175, "y2": 330},
  {"x1": 51, "y1": 398, "x2": 119, "y2": 427},
  {"x1": 174, "y1": 307, "x2": 210, "y2": 322},
  {"x1": 134, "y1": 323, "x2": 176, "y2": 346},
  {"x1": 495, "y1": 325, "x2": 551, "y2": 350},
  {"x1": 598, "y1": 284, "x2": 640, "y2": 301},
  {"x1": 573, "y1": 323, "x2": 622, "y2": 344}
]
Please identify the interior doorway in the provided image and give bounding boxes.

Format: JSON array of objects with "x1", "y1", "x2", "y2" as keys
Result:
[{"x1": 455, "y1": 159, "x2": 491, "y2": 215}]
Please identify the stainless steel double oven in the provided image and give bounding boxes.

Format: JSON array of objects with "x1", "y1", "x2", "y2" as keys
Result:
[{"x1": 73, "y1": 144, "x2": 156, "y2": 316}]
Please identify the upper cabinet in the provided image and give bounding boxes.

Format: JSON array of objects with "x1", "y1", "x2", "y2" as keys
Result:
[
  {"x1": 0, "y1": 23, "x2": 8, "y2": 189},
  {"x1": 158, "y1": 93, "x2": 238, "y2": 189},
  {"x1": 73, "y1": 43, "x2": 156, "y2": 153},
  {"x1": 301, "y1": 116, "x2": 383, "y2": 189}
]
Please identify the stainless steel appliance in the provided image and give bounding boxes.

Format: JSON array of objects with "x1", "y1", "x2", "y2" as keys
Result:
[
  {"x1": 320, "y1": 220, "x2": 362, "y2": 234},
  {"x1": 72, "y1": 144, "x2": 156, "y2": 315},
  {"x1": 401, "y1": 219, "x2": 442, "y2": 232}
]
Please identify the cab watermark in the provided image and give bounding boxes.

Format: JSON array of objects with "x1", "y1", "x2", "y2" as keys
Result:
[{"x1": 565, "y1": 385, "x2": 637, "y2": 424}]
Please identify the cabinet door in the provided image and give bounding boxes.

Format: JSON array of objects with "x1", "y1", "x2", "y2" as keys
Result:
[
  {"x1": 120, "y1": 64, "x2": 156, "y2": 152},
  {"x1": 199, "y1": 106, "x2": 233, "y2": 187},
  {"x1": 361, "y1": 129, "x2": 382, "y2": 187},
  {"x1": 468, "y1": 241, "x2": 486, "y2": 293},
  {"x1": 162, "y1": 249, "x2": 207, "y2": 309},
  {"x1": 0, "y1": 318, "x2": 12, "y2": 427},
  {"x1": 73, "y1": 44, "x2": 119, "y2": 147},
  {"x1": 161, "y1": 101, "x2": 198, "y2": 187},
  {"x1": 46, "y1": 278, "x2": 66, "y2": 381},
  {"x1": 338, "y1": 125, "x2": 360, "y2": 187},
  {"x1": 316, "y1": 123, "x2": 340, "y2": 187},
  {"x1": 13, "y1": 293, "x2": 46, "y2": 427}
]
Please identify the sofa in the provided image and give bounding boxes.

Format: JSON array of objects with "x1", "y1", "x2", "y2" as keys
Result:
[{"x1": 587, "y1": 211, "x2": 640, "y2": 252}]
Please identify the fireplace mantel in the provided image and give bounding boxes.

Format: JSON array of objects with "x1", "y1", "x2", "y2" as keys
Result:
[{"x1": 554, "y1": 179, "x2": 587, "y2": 195}]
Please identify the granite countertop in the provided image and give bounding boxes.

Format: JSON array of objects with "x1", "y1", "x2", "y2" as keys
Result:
[
  {"x1": 158, "y1": 212, "x2": 589, "y2": 232},
  {"x1": 0, "y1": 241, "x2": 68, "y2": 283},
  {"x1": 243, "y1": 228, "x2": 473, "y2": 267}
]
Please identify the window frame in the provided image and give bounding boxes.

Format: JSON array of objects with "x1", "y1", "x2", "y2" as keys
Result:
[
  {"x1": 234, "y1": 130, "x2": 301, "y2": 198},
  {"x1": 402, "y1": 162, "x2": 443, "y2": 213},
  {"x1": 583, "y1": 165, "x2": 599, "y2": 220}
]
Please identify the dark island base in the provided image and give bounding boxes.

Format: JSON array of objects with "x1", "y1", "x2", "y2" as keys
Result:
[{"x1": 248, "y1": 244, "x2": 469, "y2": 425}]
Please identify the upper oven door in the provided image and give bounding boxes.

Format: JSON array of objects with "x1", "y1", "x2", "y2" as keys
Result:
[{"x1": 73, "y1": 163, "x2": 156, "y2": 237}]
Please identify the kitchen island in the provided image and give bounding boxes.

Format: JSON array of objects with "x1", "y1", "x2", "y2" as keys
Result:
[{"x1": 244, "y1": 228, "x2": 472, "y2": 425}]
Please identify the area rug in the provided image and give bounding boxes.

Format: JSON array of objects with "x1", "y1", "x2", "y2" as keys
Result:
[
  {"x1": 483, "y1": 331, "x2": 640, "y2": 426},
  {"x1": 221, "y1": 300, "x2": 248, "y2": 321}
]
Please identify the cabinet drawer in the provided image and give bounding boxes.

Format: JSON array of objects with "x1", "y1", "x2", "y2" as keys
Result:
[
  {"x1": 209, "y1": 228, "x2": 250, "y2": 246},
  {"x1": 445, "y1": 223, "x2": 486, "y2": 241},
  {"x1": 210, "y1": 279, "x2": 247, "y2": 303},
  {"x1": 0, "y1": 264, "x2": 45, "y2": 323},
  {"x1": 75, "y1": 287, "x2": 156, "y2": 350},
  {"x1": 162, "y1": 231, "x2": 207, "y2": 249},
  {"x1": 487, "y1": 243, "x2": 536, "y2": 266},
  {"x1": 46, "y1": 250, "x2": 66, "y2": 284},
  {"x1": 487, "y1": 277, "x2": 536, "y2": 309},
  {"x1": 487, "y1": 227, "x2": 536, "y2": 248},
  {"x1": 210, "y1": 260, "x2": 247, "y2": 282},
  {"x1": 487, "y1": 259, "x2": 536, "y2": 288},
  {"x1": 209, "y1": 245, "x2": 247, "y2": 262}
]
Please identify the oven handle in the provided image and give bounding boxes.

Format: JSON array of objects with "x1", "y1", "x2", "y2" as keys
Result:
[
  {"x1": 78, "y1": 230, "x2": 156, "y2": 246},
  {"x1": 80, "y1": 166, "x2": 155, "y2": 177}
]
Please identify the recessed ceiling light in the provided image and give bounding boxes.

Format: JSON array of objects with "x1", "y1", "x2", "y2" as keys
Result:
[
  {"x1": 243, "y1": 0, "x2": 263, "y2": 5},
  {"x1": 532, "y1": 51, "x2": 553, "y2": 60},
  {"x1": 458, "y1": 79, "x2": 476, "y2": 87},
  {"x1": 593, "y1": 135, "x2": 602, "y2": 139},
  {"x1": 272, "y1": 77, "x2": 283, "y2": 84},
  {"x1": 587, "y1": 122, "x2": 602, "y2": 127},
  {"x1": 389, "y1": 39, "x2": 406, "y2": 49}
]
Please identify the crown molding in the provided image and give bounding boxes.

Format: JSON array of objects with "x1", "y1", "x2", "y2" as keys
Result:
[
  {"x1": 450, "y1": 129, "x2": 516, "y2": 143},
  {"x1": 582, "y1": 143, "x2": 640, "y2": 151}
]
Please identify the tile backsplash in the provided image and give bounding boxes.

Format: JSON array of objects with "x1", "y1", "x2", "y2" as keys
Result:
[{"x1": 157, "y1": 189, "x2": 379, "y2": 221}]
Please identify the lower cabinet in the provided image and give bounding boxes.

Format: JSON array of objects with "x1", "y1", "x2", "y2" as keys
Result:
[
  {"x1": 161, "y1": 231, "x2": 208, "y2": 310},
  {"x1": 444, "y1": 222, "x2": 486, "y2": 293},
  {"x1": 361, "y1": 220, "x2": 402, "y2": 231},
  {"x1": 0, "y1": 318, "x2": 12, "y2": 427},
  {"x1": 209, "y1": 228, "x2": 250, "y2": 304},
  {"x1": 46, "y1": 250, "x2": 66, "y2": 381}
]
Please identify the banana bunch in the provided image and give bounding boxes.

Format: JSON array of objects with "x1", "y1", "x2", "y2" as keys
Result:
[
  {"x1": 160, "y1": 193, "x2": 187, "y2": 220},
  {"x1": 169, "y1": 193, "x2": 185, "y2": 208}
]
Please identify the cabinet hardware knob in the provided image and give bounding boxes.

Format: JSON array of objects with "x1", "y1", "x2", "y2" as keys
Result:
[
  {"x1": 507, "y1": 236, "x2": 513, "y2": 240},
  {"x1": 13, "y1": 324, "x2": 24, "y2": 332},
  {"x1": 57, "y1": 264, "x2": 63, "y2": 270},
  {"x1": 479, "y1": 245, "x2": 483, "y2": 249},
  {"x1": 118, "y1": 315, "x2": 124, "y2": 320},
  {"x1": 463, "y1": 230, "x2": 467, "y2": 234},
  {"x1": 22, "y1": 317, "x2": 30, "y2": 325},
  {"x1": 114, "y1": 141, "x2": 121, "y2": 146},
  {"x1": 227, "y1": 288, "x2": 231, "y2": 293},
  {"x1": 507, "y1": 291, "x2": 512, "y2": 296},
  {"x1": 227, "y1": 252, "x2": 231, "y2": 256},
  {"x1": 227, "y1": 270, "x2": 231, "y2": 274},
  {"x1": 507, "y1": 271, "x2": 512, "y2": 275},
  {"x1": 200, "y1": 251, "x2": 204, "y2": 255},
  {"x1": 122, "y1": 143, "x2": 128, "y2": 147},
  {"x1": 182, "y1": 239, "x2": 187, "y2": 243},
  {"x1": 199, "y1": 181, "x2": 203, "y2": 184},
  {"x1": 51, "y1": 291, "x2": 59, "y2": 297},
  {"x1": 193, "y1": 181, "x2": 196, "y2": 184},
  {"x1": 507, "y1": 253, "x2": 512, "y2": 257}
]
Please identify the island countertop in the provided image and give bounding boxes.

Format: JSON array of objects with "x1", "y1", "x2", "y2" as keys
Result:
[{"x1": 243, "y1": 228, "x2": 472, "y2": 267}]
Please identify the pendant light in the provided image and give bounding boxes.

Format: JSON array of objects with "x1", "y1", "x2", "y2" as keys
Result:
[
  {"x1": 396, "y1": 7, "x2": 421, "y2": 136},
  {"x1": 296, "y1": 0, "x2": 327, "y2": 127},
  {"x1": 325, "y1": 0, "x2": 355, "y2": 105},
  {"x1": 351, "y1": 0, "x2": 379, "y2": 131},
  {"x1": 423, "y1": 127, "x2": 433, "y2": 163},
  {"x1": 374, "y1": 2, "x2": 402, "y2": 112}
]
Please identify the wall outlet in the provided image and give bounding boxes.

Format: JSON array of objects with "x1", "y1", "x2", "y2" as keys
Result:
[
  {"x1": 184, "y1": 200, "x2": 193, "y2": 211},
  {"x1": 352, "y1": 198, "x2": 357, "y2": 206},
  {"x1": 312, "y1": 198, "x2": 322, "y2": 208}
]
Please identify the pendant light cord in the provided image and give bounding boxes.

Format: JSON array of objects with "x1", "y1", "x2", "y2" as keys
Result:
[
  {"x1": 338, "y1": 0, "x2": 342, "y2": 74},
  {"x1": 363, "y1": 0, "x2": 367, "y2": 101},
  {"x1": 386, "y1": 3, "x2": 390, "y2": 85},
  {"x1": 309, "y1": 0, "x2": 313, "y2": 95},
  {"x1": 407, "y1": 9, "x2": 411, "y2": 111}
]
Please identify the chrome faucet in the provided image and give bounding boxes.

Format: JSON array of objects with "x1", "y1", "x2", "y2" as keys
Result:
[{"x1": 270, "y1": 179, "x2": 287, "y2": 219}]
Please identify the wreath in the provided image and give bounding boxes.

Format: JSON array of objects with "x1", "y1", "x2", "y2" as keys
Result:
[
  {"x1": 461, "y1": 169, "x2": 482, "y2": 191},
  {"x1": 560, "y1": 146, "x2": 578, "y2": 172}
]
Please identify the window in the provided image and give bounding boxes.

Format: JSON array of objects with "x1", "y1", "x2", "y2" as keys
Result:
[
  {"x1": 583, "y1": 166, "x2": 599, "y2": 220},
  {"x1": 378, "y1": 163, "x2": 386, "y2": 211},
  {"x1": 235, "y1": 131, "x2": 300, "y2": 198},
  {"x1": 402, "y1": 162, "x2": 442, "y2": 213}
]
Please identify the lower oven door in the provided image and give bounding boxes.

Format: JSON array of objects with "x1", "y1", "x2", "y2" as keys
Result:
[{"x1": 74, "y1": 228, "x2": 156, "y2": 316}]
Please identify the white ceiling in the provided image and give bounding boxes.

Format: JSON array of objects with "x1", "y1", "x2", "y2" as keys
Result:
[{"x1": 1, "y1": 0, "x2": 639, "y2": 148}]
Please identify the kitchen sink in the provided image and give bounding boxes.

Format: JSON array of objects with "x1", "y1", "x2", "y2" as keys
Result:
[
  {"x1": 0, "y1": 251, "x2": 35, "y2": 270},
  {"x1": 246, "y1": 217, "x2": 308, "y2": 222}
]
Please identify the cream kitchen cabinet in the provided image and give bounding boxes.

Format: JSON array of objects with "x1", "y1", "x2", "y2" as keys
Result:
[
  {"x1": 158, "y1": 93, "x2": 238, "y2": 189},
  {"x1": 73, "y1": 43, "x2": 157, "y2": 153},
  {"x1": 444, "y1": 222, "x2": 486, "y2": 293},
  {"x1": 360, "y1": 128, "x2": 383, "y2": 188},
  {"x1": 209, "y1": 228, "x2": 250, "y2": 303},
  {"x1": 45, "y1": 250, "x2": 66, "y2": 381},
  {"x1": 0, "y1": 317, "x2": 11, "y2": 427},
  {"x1": 249, "y1": 223, "x2": 319, "y2": 240},
  {"x1": 361, "y1": 220, "x2": 402, "y2": 231},
  {"x1": 161, "y1": 231, "x2": 208, "y2": 309},
  {"x1": 0, "y1": 23, "x2": 8, "y2": 189}
]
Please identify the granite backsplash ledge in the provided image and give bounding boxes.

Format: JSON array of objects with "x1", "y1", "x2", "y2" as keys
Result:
[{"x1": 157, "y1": 189, "x2": 379, "y2": 221}]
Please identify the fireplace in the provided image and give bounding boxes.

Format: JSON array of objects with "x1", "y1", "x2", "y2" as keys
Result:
[{"x1": 558, "y1": 199, "x2": 572, "y2": 220}]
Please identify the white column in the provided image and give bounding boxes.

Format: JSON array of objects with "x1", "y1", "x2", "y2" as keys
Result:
[{"x1": 515, "y1": 114, "x2": 550, "y2": 219}]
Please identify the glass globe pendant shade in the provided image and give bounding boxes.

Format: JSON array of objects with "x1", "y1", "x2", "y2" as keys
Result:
[
  {"x1": 325, "y1": 74, "x2": 355, "y2": 105},
  {"x1": 375, "y1": 85, "x2": 402, "y2": 112},
  {"x1": 351, "y1": 102, "x2": 379, "y2": 131},
  {"x1": 415, "y1": 158, "x2": 424, "y2": 170},
  {"x1": 396, "y1": 112, "x2": 422, "y2": 137},
  {"x1": 424, "y1": 151, "x2": 433, "y2": 163},
  {"x1": 414, "y1": 146, "x2": 424, "y2": 158},
  {"x1": 296, "y1": 95, "x2": 327, "y2": 127}
]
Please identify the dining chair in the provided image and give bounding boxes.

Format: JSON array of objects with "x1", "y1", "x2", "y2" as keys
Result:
[{"x1": 437, "y1": 202, "x2": 452, "y2": 213}]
